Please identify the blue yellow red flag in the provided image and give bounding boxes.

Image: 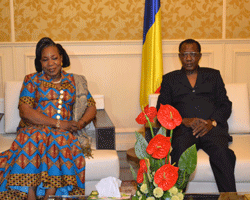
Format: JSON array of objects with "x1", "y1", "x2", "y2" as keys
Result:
[{"x1": 140, "y1": 0, "x2": 163, "y2": 110}]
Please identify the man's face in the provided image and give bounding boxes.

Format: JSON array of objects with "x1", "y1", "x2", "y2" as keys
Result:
[{"x1": 179, "y1": 43, "x2": 201, "y2": 72}]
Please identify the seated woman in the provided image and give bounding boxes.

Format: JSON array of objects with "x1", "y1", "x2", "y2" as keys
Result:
[{"x1": 0, "y1": 37, "x2": 96, "y2": 199}]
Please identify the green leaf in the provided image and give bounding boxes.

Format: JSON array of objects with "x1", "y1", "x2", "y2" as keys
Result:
[
  {"x1": 162, "y1": 191, "x2": 171, "y2": 199},
  {"x1": 175, "y1": 169, "x2": 190, "y2": 190},
  {"x1": 178, "y1": 144, "x2": 197, "y2": 174},
  {"x1": 132, "y1": 196, "x2": 138, "y2": 200},
  {"x1": 147, "y1": 181, "x2": 154, "y2": 196},
  {"x1": 129, "y1": 164, "x2": 137, "y2": 181},
  {"x1": 141, "y1": 195, "x2": 146, "y2": 200},
  {"x1": 134, "y1": 132, "x2": 150, "y2": 159},
  {"x1": 143, "y1": 173, "x2": 149, "y2": 185},
  {"x1": 156, "y1": 126, "x2": 167, "y2": 136},
  {"x1": 149, "y1": 157, "x2": 156, "y2": 172}
]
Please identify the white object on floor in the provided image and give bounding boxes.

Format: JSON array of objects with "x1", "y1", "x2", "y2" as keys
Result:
[{"x1": 95, "y1": 176, "x2": 122, "y2": 198}]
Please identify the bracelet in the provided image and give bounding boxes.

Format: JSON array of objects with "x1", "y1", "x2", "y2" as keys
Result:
[{"x1": 56, "y1": 119, "x2": 60, "y2": 129}]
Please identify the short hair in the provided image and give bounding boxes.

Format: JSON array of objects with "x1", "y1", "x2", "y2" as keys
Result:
[
  {"x1": 34, "y1": 37, "x2": 70, "y2": 72},
  {"x1": 179, "y1": 39, "x2": 201, "y2": 53}
]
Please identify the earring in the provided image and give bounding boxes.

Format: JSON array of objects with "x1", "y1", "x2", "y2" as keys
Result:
[{"x1": 61, "y1": 62, "x2": 63, "y2": 66}]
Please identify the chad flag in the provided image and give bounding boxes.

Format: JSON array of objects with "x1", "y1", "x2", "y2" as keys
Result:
[{"x1": 140, "y1": 0, "x2": 163, "y2": 109}]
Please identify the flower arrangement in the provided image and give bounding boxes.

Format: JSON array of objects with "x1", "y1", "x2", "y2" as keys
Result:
[{"x1": 130, "y1": 105, "x2": 197, "y2": 200}]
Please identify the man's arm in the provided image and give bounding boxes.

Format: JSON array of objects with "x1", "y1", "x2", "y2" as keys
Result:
[{"x1": 156, "y1": 75, "x2": 172, "y2": 110}]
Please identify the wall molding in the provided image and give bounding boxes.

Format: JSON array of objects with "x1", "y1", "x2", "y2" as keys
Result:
[
  {"x1": 232, "y1": 50, "x2": 250, "y2": 83},
  {"x1": 0, "y1": 54, "x2": 4, "y2": 97},
  {"x1": 25, "y1": 53, "x2": 35, "y2": 75}
]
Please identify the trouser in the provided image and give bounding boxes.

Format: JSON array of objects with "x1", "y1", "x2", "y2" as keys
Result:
[{"x1": 171, "y1": 125, "x2": 237, "y2": 192}]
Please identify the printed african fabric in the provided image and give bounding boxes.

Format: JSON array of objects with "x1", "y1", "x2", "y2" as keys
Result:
[{"x1": 0, "y1": 71, "x2": 92, "y2": 199}]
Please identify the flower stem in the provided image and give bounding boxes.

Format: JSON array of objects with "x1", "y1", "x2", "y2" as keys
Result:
[
  {"x1": 145, "y1": 115, "x2": 154, "y2": 138},
  {"x1": 179, "y1": 170, "x2": 186, "y2": 188},
  {"x1": 166, "y1": 129, "x2": 173, "y2": 164},
  {"x1": 170, "y1": 129, "x2": 173, "y2": 143}
]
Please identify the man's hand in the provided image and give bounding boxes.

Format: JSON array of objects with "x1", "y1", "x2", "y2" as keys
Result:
[
  {"x1": 182, "y1": 118, "x2": 200, "y2": 128},
  {"x1": 182, "y1": 118, "x2": 214, "y2": 138},
  {"x1": 193, "y1": 119, "x2": 213, "y2": 138}
]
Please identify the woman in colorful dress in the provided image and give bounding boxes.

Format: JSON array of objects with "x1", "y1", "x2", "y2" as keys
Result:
[{"x1": 0, "y1": 37, "x2": 97, "y2": 199}]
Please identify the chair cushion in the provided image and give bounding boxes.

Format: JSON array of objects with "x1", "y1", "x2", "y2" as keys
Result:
[
  {"x1": 189, "y1": 134, "x2": 250, "y2": 182},
  {"x1": 0, "y1": 134, "x2": 16, "y2": 152},
  {"x1": 225, "y1": 83, "x2": 250, "y2": 134},
  {"x1": 85, "y1": 150, "x2": 119, "y2": 181},
  {"x1": 5, "y1": 81, "x2": 22, "y2": 133}
]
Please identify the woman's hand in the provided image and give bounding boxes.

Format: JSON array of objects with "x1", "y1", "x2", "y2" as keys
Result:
[
  {"x1": 76, "y1": 105, "x2": 97, "y2": 130},
  {"x1": 77, "y1": 120, "x2": 87, "y2": 130},
  {"x1": 60, "y1": 120, "x2": 78, "y2": 132}
]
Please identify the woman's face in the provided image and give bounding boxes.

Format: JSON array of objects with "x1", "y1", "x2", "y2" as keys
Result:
[{"x1": 40, "y1": 46, "x2": 62, "y2": 79}]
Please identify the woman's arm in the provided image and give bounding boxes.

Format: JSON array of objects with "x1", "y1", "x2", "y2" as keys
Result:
[
  {"x1": 77, "y1": 105, "x2": 97, "y2": 130},
  {"x1": 19, "y1": 103, "x2": 78, "y2": 132},
  {"x1": 20, "y1": 103, "x2": 58, "y2": 127}
]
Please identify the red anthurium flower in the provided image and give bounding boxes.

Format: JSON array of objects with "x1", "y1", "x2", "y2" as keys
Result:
[
  {"x1": 135, "y1": 112, "x2": 147, "y2": 125},
  {"x1": 157, "y1": 104, "x2": 182, "y2": 130},
  {"x1": 136, "y1": 105, "x2": 157, "y2": 124},
  {"x1": 144, "y1": 106, "x2": 157, "y2": 122},
  {"x1": 137, "y1": 159, "x2": 148, "y2": 183},
  {"x1": 154, "y1": 164, "x2": 179, "y2": 191},
  {"x1": 146, "y1": 134, "x2": 171, "y2": 159}
]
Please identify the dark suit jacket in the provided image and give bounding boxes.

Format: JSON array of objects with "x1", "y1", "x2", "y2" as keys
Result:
[{"x1": 157, "y1": 67, "x2": 232, "y2": 138}]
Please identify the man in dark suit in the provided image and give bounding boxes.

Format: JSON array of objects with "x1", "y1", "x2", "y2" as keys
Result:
[{"x1": 156, "y1": 39, "x2": 236, "y2": 192}]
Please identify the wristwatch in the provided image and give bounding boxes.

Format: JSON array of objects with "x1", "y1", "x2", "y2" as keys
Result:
[{"x1": 211, "y1": 119, "x2": 217, "y2": 127}]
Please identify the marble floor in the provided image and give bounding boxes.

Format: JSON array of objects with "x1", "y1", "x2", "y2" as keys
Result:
[{"x1": 117, "y1": 151, "x2": 139, "y2": 181}]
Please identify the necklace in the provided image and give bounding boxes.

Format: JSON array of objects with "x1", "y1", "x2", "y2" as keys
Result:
[{"x1": 52, "y1": 78, "x2": 62, "y2": 84}]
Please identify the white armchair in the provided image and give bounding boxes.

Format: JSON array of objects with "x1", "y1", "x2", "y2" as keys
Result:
[
  {"x1": 149, "y1": 83, "x2": 250, "y2": 193},
  {"x1": 1, "y1": 81, "x2": 120, "y2": 195}
]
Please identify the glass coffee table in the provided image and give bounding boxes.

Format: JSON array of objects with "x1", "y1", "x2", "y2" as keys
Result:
[
  {"x1": 48, "y1": 196, "x2": 86, "y2": 200},
  {"x1": 184, "y1": 192, "x2": 250, "y2": 200},
  {"x1": 48, "y1": 193, "x2": 250, "y2": 200}
]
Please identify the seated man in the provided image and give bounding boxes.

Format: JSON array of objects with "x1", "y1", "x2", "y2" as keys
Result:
[{"x1": 156, "y1": 39, "x2": 236, "y2": 192}]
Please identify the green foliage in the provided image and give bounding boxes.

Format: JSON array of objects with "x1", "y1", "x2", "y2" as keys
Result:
[
  {"x1": 135, "y1": 132, "x2": 150, "y2": 159},
  {"x1": 149, "y1": 156, "x2": 165, "y2": 172},
  {"x1": 175, "y1": 144, "x2": 197, "y2": 190},
  {"x1": 162, "y1": 191, "x2": 171, "y2": 199},
  {"x1": 178, "y1": 144, "x2": 197, "y2": 174},
  {"x1": 156, "y1": 126, "x2": 167, "y2": 136},
  {"x1": 132, "y1": 196, "x2": 138, "y2": 200},
  {"x1": 129, "y1": 164, "x2": 137, "y2": 181},
  {"x1": 175, "y1": 169, "x2": 191, "y2": 190}
]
